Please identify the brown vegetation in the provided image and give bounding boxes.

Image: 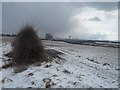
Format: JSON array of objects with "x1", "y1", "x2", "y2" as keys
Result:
[
  {"x1": 12, "y1": 25, "x2": 46, "y2": 66},
  {"x1": 1, "y1": 25, "x2": 63, "y2": 73}
]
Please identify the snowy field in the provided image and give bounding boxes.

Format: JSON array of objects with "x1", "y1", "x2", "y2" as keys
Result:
[{"x1": 0, "y1": 40, "x2": 119, "y2": 88}]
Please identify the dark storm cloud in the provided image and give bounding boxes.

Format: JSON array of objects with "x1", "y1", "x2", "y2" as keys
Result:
[
  {"x1": 88, "y1": 2, "x2": 118, "y2": 11},
  {"x1": 2, "y1": 2, "x2": 79, "y2": 37},
  {"x1": 88, "y1": 17, "x2": 101, "y2": 22},
  {"x1": 2, "y1": 2, "x2": 117, "y2": 39},
  {"x1": 67, "y1": 2, "x2": 118, "y2": 11}
]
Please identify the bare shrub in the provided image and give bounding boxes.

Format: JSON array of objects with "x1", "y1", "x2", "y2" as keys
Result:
[
  {"x1": 1, "y1": 25, "x2": 63, "y2": 72},
  {"x1": 12, "y1": 25, "x2": 46, "y2": 66}
]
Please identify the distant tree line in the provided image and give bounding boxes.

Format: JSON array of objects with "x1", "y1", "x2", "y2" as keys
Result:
[
  {"x1": 1, "y1": 33, "x2": 54, "y2": 41},
  {"x1": 1, "y1": 33, "x2": 17, "y2": 37}
]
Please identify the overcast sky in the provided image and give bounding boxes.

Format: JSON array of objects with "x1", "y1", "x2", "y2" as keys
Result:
[{"x1": 2, "y1": 2, "x2": 118, "y2": 40}]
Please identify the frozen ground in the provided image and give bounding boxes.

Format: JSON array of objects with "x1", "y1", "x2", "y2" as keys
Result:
[{"x1": 0, "y1": 40, "x2": 119, "y2": 88}]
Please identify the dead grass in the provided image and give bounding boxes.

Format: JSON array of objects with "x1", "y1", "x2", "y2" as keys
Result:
[
  {"x1": 1, "y1": 61, "x2": 13, "y2": 69},
  {"x1": 2, "y1": 48, "x2": 63, "y2": 72}
]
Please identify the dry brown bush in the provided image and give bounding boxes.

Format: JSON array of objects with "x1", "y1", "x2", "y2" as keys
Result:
[
  {"x1": 12, "y1": 25, "x2": 47, "y2": 66},
  {"x1": 1, "y1": 25, "x2": 64, "y2": 73}
]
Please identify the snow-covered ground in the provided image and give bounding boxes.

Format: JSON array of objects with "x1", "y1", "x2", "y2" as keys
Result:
[{"x1": 0, "y1": 40, "x2": 119, "y2": 88}]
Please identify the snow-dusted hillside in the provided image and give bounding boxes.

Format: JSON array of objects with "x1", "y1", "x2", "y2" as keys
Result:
[{"x1": 0, "y1": 40, "x2": 119, "y2": 88}]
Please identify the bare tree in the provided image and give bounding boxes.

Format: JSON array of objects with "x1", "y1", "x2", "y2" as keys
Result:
[
  {"x1": 45, "y1": 33, "x2": 53, "y2": 40},
  {"x1": 69, "y1": 35, "x2": 71, "y2": 39}
]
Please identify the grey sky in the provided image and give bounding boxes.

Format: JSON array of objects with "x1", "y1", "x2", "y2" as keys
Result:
[
  {"x1": 0, "y1": 2, "x2": 1, "y2": 34},
  {"x1": 2, "y1": 2, "x2": 118, "y2": 40}
]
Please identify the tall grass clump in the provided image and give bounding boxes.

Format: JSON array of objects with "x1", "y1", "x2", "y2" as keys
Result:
[{"x1": 12, "y1": 25, "x2": 46, "y2": 66}]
